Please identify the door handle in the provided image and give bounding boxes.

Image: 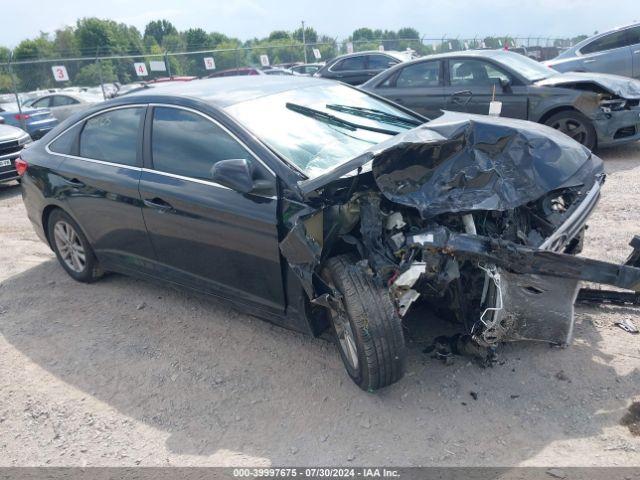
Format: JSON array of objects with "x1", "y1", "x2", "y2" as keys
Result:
[
  {"x1": 143, "y1": 197, "x2": 173, "y2": 211},
  {"x1": 583, "y1": 59, "x2": 597, "y2": 64},
  {"x1": 633, "y1": 49, "x2": 640, "y2": 55},
  {"x1": 63, "y1": 177, "x2": 85, "y2": 188}
]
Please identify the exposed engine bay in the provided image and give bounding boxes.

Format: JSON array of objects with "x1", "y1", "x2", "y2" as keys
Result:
[{"x1": 280, "y1": 112, "x2": 640, "y2": 351}]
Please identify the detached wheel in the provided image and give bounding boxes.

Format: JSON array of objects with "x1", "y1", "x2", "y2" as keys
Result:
[
  {"x1": 544, "y1": 110, "x2": 596, "y2": 150},
  {"x1": 322, "y1": 255, "x2": 406, "y2": 391},
  {"x1": 48, "y1": 209, "x2": 103, "y2": 283}
]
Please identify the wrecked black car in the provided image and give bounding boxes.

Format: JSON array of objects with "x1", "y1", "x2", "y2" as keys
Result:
[
  {"x1": 20, "y1": 76, "x2": 640, "y2": 391},
  {"x1": 362, "y1": 49, "x2": 640, "y2": 150}
]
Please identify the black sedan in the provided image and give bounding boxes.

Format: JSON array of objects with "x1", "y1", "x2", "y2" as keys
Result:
[
  {"x1": 19, "y1": 76, "x2": 640, "y2": 391},
  {"x1": 362, "y1": 49, "x2": 640, "y2": 150},
  {"x1": 314, "y1": 50, "x2": 413, "y2": 85}
]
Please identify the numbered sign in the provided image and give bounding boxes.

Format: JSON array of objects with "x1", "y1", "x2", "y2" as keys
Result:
[
  {"x1": 149, "y1": 61, "x2": 166, "y2": 72},
  {"x1": 51, "y1": 65, "x2": 69, "y2": 82},
  {"x1": 204, "y1": 57, "x2": 216, "y2": 70},
  {"x1": 346, "y1": 42, "x2": 354, "y2": 54},
  {"x1": 378, "y1": 45, "x2": 385, "y2": 52},
  {"x1": 134, "y1": 62, "x2": 148, "y2": 77},
  {"x1": 259, "y1": 54, "x2": 270, "y2": 67},
  {"x1": 312, "y1": 48, "x2": 321, "y2": 60}
]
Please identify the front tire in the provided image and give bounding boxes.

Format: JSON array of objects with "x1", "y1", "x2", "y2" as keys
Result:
[
  {"x1": 544, "y1": 110, "x2": 597, "y2": 150},
  {"x1": 48, "y1": 209, "x2": 103, "y2": 283},
  {"x1": 322, "y1": 255, "x2": 406, "y2": 391}
]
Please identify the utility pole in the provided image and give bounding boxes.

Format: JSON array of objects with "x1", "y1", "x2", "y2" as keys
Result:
[{"x1": 301, "y1": 20, "x2": 307, "y2": 63}]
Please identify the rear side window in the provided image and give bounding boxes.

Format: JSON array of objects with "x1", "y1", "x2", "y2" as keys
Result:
[
  {"x1": 151, "y1": 107, "x2": 251, "y2": 181},
  {"x1": 48, "y1": 123, "x2": 83, "y2": 155},
  {"x1": 367, "y1": 55, "x2": 397, "y2": 70},
  {"x1": 333, "y1": 56, "x2": 366, "y2": 71},
  {"x1": 581, "y1": 30, "x2": 629, "y2": 54},
  {"x1": 396, "y1": 61, "x2": 441, "y2": 88},
  {"x1": 79, "y1": 107, "x2": 143, "y2": 166}
]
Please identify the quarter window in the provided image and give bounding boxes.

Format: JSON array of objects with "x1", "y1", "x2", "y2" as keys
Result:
[
  {"x1": 396, "y1": 61, "x2": 441, "y2": 88},
  {"x1": 581, "y1": 30, "x2": 629, "y2": 54},
  {"x1": 79, "y1": 107, "x2": 143, "y2": 166},
  {"x1": 48, "y1": 123, "x2": 82, "y2": 155},
  {"x1": 151, "y1": 107, "x2": 251, "y2": 181}
]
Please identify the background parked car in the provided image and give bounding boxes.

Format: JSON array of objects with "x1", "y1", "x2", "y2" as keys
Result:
[
  {"x1": 0, "y1": 102, "x2": 58, "y2": 139},
  {"x1": 288, "y1": 63, "x2": 324, "y2": 76},
  {"x1": 545, "y1": 23, "x2": 640, "y2": 78},
  {"x1": 23, "y1": 92, "x2": 103, "y2": 122},
  {"x1": 207, "y1": 67, "x2": 266, "y2": 78},
  {"x1": 363, "y1": 49, "x2": 640, "y2": 150},
  {"x1": 314, "y1": 50, "x2": 415, "y2": 85},
  {"x1": 0, "y1": 124, "x2": 31, "y2": 183}
]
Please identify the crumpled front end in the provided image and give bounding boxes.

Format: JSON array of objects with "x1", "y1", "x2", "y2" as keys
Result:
[{"x1": 280, "y1": 112, "x2": 639, "y2": 348}]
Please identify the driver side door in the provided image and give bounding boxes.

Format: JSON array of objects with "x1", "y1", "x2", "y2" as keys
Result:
[
  {"x1": 138, "y1": 105, "x2": 286, "y2": 316},
  {"x1": 445, "y1": 58, "x2": 528, "y2": 119}
]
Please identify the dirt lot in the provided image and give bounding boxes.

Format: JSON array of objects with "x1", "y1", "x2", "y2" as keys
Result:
[{"x1": 0, "y1": 144, "x2": 639, "y2": 467}]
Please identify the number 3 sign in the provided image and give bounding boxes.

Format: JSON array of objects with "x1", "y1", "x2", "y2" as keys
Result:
[
  {"x1": 51, "y1": 66, "x2": 69, "y2": 82},
  {"x1": 134, "y1": 62, "x2": 148, "y2": 77}
]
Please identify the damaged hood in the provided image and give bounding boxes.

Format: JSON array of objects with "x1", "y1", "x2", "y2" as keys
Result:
[
  {"x1": 303, "y1": 111, "x2": 603, "y2": 218},
  {"x1": 535, "y1": 72, "x2": 640, "y2": 99}
]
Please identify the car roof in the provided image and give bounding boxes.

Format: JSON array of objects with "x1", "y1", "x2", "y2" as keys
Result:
[
  {"x1": 125, "y1": 75, "x2": 338, "y2": 108},
  {"x1": 331, "y1": 50, "x2": 413, "y2": 61},
  {"x1": 406, "y1": 49, "x2": 517, "y2": 62}
]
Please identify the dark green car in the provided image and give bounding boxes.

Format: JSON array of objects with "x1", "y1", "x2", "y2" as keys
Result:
[{"x1": 362, "y1": 49, "x2": 640, "y2": 150}]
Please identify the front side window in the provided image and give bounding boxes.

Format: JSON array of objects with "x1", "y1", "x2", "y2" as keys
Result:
[
  {"x1": 33, "y1": 97, "x2": 52, "y2": 108},
  {"x1": 367, "y1": 55, "x2": 397, "y2": 70},
  {"x1": 151, "y1": 107, "x2": 251, "y2": 181},
  {"x1": 581, "y1": 30, "x2": 629, "y2": 54},
  {"x1": 52, "y1": 96, "x2": 79, "y2": 107},
  {"x1": 396, "y1": 61, "x2": 441, "y2": 88},
  {"x1": 333, "y1": 56, "x2": 366, "y2": 71},
  {"x1": 79, "y1": 107, "x2": 143, "y2": 166},
  {"x1": 450, "y1": 59, "x2": 511, "y2": 87}
]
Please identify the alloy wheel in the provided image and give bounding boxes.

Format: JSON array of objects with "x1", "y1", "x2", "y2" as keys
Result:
[
  {"x1": 53, "y1": 220, "x2": 86, "y2": 273},
  {"x1": 550, "y1": 117, "x2": 588, "y2": 145}
]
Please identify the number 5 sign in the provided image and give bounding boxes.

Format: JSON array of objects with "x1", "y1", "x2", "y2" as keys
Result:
[
  {"x1": 51, "y1": 65, "x2": 69, "y2": 82},
  {"x1": 204, "y1": 57, "x2": 216, "y2": 70},
  {"x1": 134, "y1": 62, "x2": 148, "y2": 77}
]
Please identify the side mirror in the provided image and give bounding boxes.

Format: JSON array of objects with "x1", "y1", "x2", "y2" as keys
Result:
[
  {"x1": 210, "y1": 158, "x2": 273, "y2": 195},
  {"x1": 500, "y1": 77, "x2": 512, "y2": 91}
]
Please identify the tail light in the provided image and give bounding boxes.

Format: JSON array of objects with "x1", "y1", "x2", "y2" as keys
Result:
[
  {"x1": 15, "y1": 157, "x2": 28, "y2": 176},
  {"x1": 14, "y1": 113, "x2": 30, "y2": 121}
]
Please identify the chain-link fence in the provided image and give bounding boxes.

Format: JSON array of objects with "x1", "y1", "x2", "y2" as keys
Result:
[{"x1": 0, "y1": 35, "x2": 576, "y2": 124}]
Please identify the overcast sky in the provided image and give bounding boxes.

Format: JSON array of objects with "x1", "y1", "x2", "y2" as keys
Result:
[{"x1": 1, "y1": 0, "x2": 637, "y2": 47}]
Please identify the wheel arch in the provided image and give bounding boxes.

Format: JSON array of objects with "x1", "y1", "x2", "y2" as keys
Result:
[{"x1": 537, "y1": 105, "x2": 581, "y2": 125}]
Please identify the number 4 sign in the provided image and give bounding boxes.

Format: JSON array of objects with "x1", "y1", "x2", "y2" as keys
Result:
[
  {"x1": 204, "y1": 57, "x2": 216, "y2": 70},
  {"x1": 51, "y1": 65, "x2": 69, "y2": 82},
  {"x1": 134, "y1": 62, "x2": 148, "y2": 77}
]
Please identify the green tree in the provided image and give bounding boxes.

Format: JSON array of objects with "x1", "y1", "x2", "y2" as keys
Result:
[
  {"x1": 75, "y1": 61, "x2": 117, "y2": 85},
  {"x1": 13, "y1": 35, "x2": 55, "y2": 90},
  {"x1": 292, "y1": 27, "x2": 318, "y2": 44},
  {"x1": 144, "y1": 19, "x2": 178, "y2": 46}
]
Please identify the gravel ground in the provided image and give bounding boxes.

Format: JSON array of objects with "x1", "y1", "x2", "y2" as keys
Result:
[{"x1": 0, "y1": 144, "x2": 639, "y2": 467}]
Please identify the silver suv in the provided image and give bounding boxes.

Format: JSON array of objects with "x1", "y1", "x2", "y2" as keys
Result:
[{"x1": 545, "y1": 23, "x2": 640, "y2": 78}]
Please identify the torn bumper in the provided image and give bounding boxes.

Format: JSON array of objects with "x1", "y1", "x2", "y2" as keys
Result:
[
  {"x1": 408, "y1": 229, "x2": 640, "y2": 345},
  {"x1": 593, "y1": 107, "x2": 640, "y2": 147}
]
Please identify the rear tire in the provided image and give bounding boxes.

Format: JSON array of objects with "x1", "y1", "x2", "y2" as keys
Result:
[
  {"x1": 544, "y1": 110, "x2": 597, "y2": 150},
  {"x1": 322, "y1": 255, "x2": 406, "y2": 391},
  {"x1": 48, "y1": 209, "x2": 103, "y2": 283}
]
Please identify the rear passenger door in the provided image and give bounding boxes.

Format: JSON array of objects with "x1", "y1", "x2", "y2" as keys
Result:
[
  {"x1": 138, "y1": 105, "x2": 285, "y2": 315},
  {"x1": 48, "y1": 105, "x2": 155, "y2": 271},
  {"x1": 374, "y1": 60, "x2": 445, "y2": 118},
  {"x1": 578, "y1": 29, "x2": 633, "y2": 77}
]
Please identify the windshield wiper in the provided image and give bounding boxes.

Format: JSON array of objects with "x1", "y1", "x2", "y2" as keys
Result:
[
  {"x1": 285, "y1": 102, "x2": 400, "y2": 135},
  {"x1": 326, "y1": 104, "x2": 422, "y2": 128}
]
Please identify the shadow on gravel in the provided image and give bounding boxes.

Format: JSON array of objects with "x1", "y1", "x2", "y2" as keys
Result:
[
  {"x1": 0, "y1": 181, "x2": 21, "y2": 200},
  {"x1": 1, "y1": 259, "x2": 639, "y2": 465},
  {"x1": 596, "y1": 142, "x2": 640, "y2": 174}
]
